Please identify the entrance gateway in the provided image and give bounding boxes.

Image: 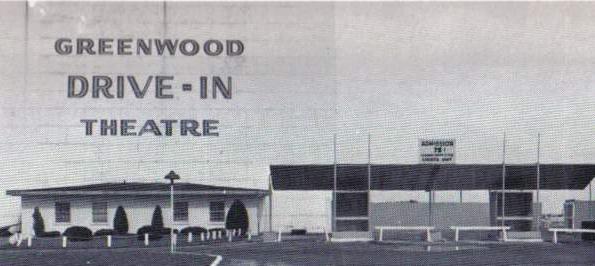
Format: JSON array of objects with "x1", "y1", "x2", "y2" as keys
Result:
[{"x1": 270, "y1": 164, "x2": 595, "y2": 241}]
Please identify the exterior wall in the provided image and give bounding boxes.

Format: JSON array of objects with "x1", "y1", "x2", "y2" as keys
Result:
[
  {"x1": 371, "y1": 202, "x2": 491, "y2": 229},
  {"x1": 568, "y1": 201, "x2": 595, "y2": 229},
  {"x1": 270, "y1": 191, "x2": 332, "y2": 233},
  {"x1": 20, "y1": 194, "x2": 263, "y2": 237}
]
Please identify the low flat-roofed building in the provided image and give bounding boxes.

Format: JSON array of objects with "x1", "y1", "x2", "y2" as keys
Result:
[{"x1": 7, "y1": 182, "x2": 269, "y2": 237}]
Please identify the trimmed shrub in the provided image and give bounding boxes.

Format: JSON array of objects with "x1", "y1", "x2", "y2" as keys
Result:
[
  {"x1": 113, "y1": 206, "x2": 129, "y2": 235},
  {"x1": 32, "y1": 207, "x2": 45, "y2": 236},
  {"x1": 160, "y1": 227, "x2": 179, "y2": 235},
  {"x1": 94, "y1": 229, "x2": 116, "y2": 236},
  {"x1": 0, "y1": 227, "x2": 11, "y2": 237},
  {"x1": 63, "y1": 226, "x2": 93, "y2": 241},
  {"x1": 151, "y1": 206, "x2": 164, "y2": 229},
  {"x1": 38, "y1": 231, "x2": 60, "y2": 238},
  {"x1": 225, "y1": 200, "x2": 249, "y2": 235},
  {"x1": 137, "y1": 225, "x2": 162, "y2": 240},
  {"x1": 291, "y1": 229, "x2": 307, "y2": 235},
  {"x1": 180, "y1": 226, "x2": 207, "y2": 236}
]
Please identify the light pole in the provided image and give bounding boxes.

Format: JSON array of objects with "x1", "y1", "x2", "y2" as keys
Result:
[{"x1": 164, "y1": 170, "x2": 180, "y2": 254}]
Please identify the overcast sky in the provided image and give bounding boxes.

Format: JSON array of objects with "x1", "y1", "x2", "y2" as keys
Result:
[{"x1": 1, "y1": 2, "x2": 595, "y2": 224}]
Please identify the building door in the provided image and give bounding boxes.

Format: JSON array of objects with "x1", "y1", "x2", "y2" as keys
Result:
[{"x1": 226, "y1": 200, "x2": 249, "y2": 235}]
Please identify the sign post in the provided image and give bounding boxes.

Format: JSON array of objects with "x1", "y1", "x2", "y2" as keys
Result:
[{"x1": 420, "y1": 139, "x2": 455, "y2": 228}]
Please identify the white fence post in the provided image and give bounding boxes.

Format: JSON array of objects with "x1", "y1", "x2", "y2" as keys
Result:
[
  {"x1": 27, "y1": 236, "x2": 32, "y2": 247},
  {"x1": 455, "y1": 228, "x2": 459, "y2": 242},
  {"x1": 218, "y1": 231, "x2": 222, "y2": 239},
  {"x1": 553, "y1": 231, "x2": 558, "y2": 244},
  {"x1": 426, "y1": 228, "x2": 432, "y2": 242},
  {"x1": 62, "y1": 236, "x2": 67, "y2": 248},
  {"x1": 248, "y1": 232, "x2": 252, "y2": 241},
  {"x1": 238, "y1": 228, "x2": 242, "y2": 236},
  {"x1": 144, "y1": 233, "x2": 149, "y2": 246},
  {"x1": 277, "y1": 230, "x2": 282, "y2": 242},
  {"x1": 107, "y1": 235, "x2": 112, "y2": 248},
  {"x1": 379, "y1": 228, "x2": 384, "y2": 242},
  {"x1": 188, "y1": 232, "x2": 193, "y2": 243},
  {"x1": 228, "y1": 232, "x2": 232, "y2": 242},
  {"x1": 200, "y1": 232, "x2": 205, "y2": 241},
  {"x1": 502, "y1": 228, "x2": 508, "y2": 242}
]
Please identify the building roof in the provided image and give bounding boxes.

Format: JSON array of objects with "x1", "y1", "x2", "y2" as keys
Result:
[
  {"x1": 6, "y1": 182, "x2": 269, "y2": 196},
  {"x1": 270, "y1": 164, "x2": 595, "y2": 191}
]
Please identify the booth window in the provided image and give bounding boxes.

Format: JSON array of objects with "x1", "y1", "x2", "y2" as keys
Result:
[
  {"x1": 174, "y1": 202, "x2": 189, "y2": 222},
  {"x1": 209, "y1": 201, "x2": 225, "y2": 222},
  {"x1": 92, "y1": 202, "x2": 108, "y2": 223},
  {"x1": 55, "y1": 202, "x2": 71, "y2": 223}
]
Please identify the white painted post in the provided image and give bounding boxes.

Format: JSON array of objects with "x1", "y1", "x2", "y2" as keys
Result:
[
  {"x1": 455, "y1": 228, "x2": 459, "y2": 242},
  {"x1": 502, "y1": 228, "x2": 508, "y2": 242},
  {"x1": 232, "y1": 229, "x2": 236, "y2": 236},
  {"x1": 277, "y1": 230, "x2": 282, "y2": 242},
  {"x1": 248, "y1": 232, "x2": 252, "y2": 241},
  {"x1": 27, "y1": 236, "x2": 32, "y2": 248},
  {"x1": 379, "y1": 228, "x2": 383, "y2": 242},
  {"x1": 62, "y1": 236, "x2": 67, "y2": 248},
  {"x1": 426, "y1": 228, "x2": 432, "y2": 242},
  {"x1": 200, "y1": 232, "x2": 205, "y2": 241},
  {"x1": 144, "y1": 233, "x2": 149, "y2": 246},
  {"x1": 228, "y1": 232, "x2": 232, "y2": 242},
  {"x1": 553, "y1": 231, "x2": 558, "y2": 244},
  {"x1": 107, "y1": 235, "x2": 112, "y2": 248},
  {"x1": 188, "y1": 232, "x2": 193, "y2": 243},
  {"x1": 217, "y1": 231, "x2": 222, "y2": 239},
  {"x1": 238, "y1": 228, "x2": 242, "y2": 236}
]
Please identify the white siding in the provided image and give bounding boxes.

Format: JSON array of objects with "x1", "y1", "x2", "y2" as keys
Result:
[{"x1": 20, "y1": 194, "x2": 263, "y2": 237}]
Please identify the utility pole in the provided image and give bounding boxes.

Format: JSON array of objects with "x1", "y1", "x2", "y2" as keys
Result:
[{"x1": 501, "y1": 133, "x2": 507, "y2": 228}]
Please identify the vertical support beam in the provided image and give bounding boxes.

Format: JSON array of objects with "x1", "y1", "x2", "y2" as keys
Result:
[
  {"x1": 552, "y1": 230, "x2": 558, "y2": 244},
  {"x1": 107, "y1": 235, "x2": 112, "y2": 248},
  {"x1": 367, "y1": 134, "x2": 372, "y2": 234},
  {"x1": 62, "y1": 236, "x2": 67, "y2": 248},
  {"x1": 536, "y1": 133, "x2": 541, "y2": 230},
  {"x1": 589, "y1": 182, "x2": 593, "y2": 220},
  {"x1": 333, "y1": 134, "x2": 337, "y2": 233},
  {"x1": 144, "y1": 233, "x2": 149, "y2": 246},
  {"x1": 268, "y1": 174, "x2": 273, "y2": 232},
  {"x1": 170, "y1": 183, "x2": 175, "y2": 254},
  {"x1": 501, "y1": 132, "x2": 507, "y2": 228},
  {"x1": 455, "y1": 228, "x2": 459, "y2": 242},
  {"x1": 428, "y1": 190, "x2": 433, "y2": 226},
  {"x1": 188, "y1": 232, "x2": 193, "y2": 243},
  {"x1": 27, "y1": 236, "x2": 32, "y2": 248},
  {"x1": 379, "y1": 228, "x2": 383, "y2": 242}
]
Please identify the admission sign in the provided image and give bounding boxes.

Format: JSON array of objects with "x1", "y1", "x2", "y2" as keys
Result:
[{"x1": 419, "y1": 139, "x2": 455, "y2": 164}]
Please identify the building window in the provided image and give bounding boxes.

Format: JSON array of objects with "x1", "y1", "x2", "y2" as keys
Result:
[
  {"x1": 209, "y1": 201, "x2": 225, "y2": 222},
  {"x1": 55, "y1": 202, "x2": 70, "y2": 223},
  {"x1": 174, "y1": 202, "x2": 189, "y2": 222},
  {"x1": 92, "y1": 202, "x2": 108, "y2": 223}
]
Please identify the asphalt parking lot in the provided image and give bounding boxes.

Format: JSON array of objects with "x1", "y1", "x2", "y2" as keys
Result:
[{"x1": 1, "y1": 238, "x2": 595, "y2": 265}]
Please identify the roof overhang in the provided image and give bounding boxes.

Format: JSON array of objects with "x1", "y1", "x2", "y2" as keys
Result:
[
  {"x1": 271, "y1": 164, "x2": 595, "y2": 191},
  {"x1": 6, "y1": 190, "x2": 270, "y2": 197}
]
